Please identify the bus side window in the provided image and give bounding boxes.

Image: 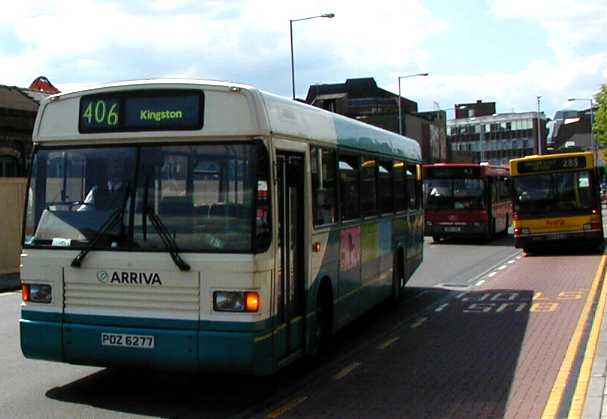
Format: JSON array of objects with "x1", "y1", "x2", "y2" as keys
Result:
[
  {"x1": 378, "y1": 160, "x2": 393, "y2": 213},
  {"x1": 360, "y1": 156, "x2": 377, "y2": 216},
  {"x1": 406, "y1": 162, "x2": 416, "y2": 209},
  {"x1": 255, "y1": 143, "x2": 272, "y2": 251},
  {"x1": 339, "y1": 153, "x2": 360, "y2": 221},
  {"x1": 416, "y1": 164, "x2": 423, "y2": 209},
  {"x1": 311, "y1": 146, "x2": 337, "y2": 226},
  {"x1": 393, "y1": 161, "x2": 406, "y2": 211}
]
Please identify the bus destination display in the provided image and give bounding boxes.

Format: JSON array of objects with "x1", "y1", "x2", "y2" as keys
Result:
[
  {"x1": 517, "y1": 156, "x2": 587, "y2": 174},
  {"x1": 427, "y1": 166, "x2": 480, "y2": 179},
  {"x1": 79, "y1": 90, "x2": 204, "y2": 132}
]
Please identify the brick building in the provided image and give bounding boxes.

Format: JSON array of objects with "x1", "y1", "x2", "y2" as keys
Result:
[
  {"x1": 305, "y1": 77, "x2": 446, "y2": 163},
  {"x1": 0, "y1": 77, "x2": 57, "y2": 177}
]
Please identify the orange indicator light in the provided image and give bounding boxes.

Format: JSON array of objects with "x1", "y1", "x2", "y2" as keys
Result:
[
  {"x1": 313, "y1": 242, "x2": 321, "y2": 252},
  {"x1": 21, "y1": 284, "x2": 30, "y2": 302},
  {"x1": 245, "y1": 292, "x2": 260, "y2": 312}
]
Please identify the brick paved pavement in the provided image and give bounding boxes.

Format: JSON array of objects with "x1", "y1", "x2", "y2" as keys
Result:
[{"x1": 259, "y1": 250, "x2": 605, "y2": 418}]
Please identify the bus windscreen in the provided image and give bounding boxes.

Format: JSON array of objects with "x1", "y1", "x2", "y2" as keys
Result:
[
  {"x1": 513, "y1": 170, "x2": 594, "y2": 215},
  {"x1": 426, "y1": 178, "x2": 485, "y2": 210},
  {"x1": 25, "y1": 143, "x2": 266, "y2": 253}
]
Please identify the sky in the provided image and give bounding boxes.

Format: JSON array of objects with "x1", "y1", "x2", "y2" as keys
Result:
[{"x1": 0, "y1": 0, "x2": 605, "y2": 119}]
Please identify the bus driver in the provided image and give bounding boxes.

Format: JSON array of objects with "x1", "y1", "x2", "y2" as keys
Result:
[{"x1": 79, "y1": 158, "x2": 129, "y2": 211}]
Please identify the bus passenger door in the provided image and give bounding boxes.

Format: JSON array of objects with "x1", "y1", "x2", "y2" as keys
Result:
[{"x1": 275, "y1": 152, "x2": 306, "y2": 360}]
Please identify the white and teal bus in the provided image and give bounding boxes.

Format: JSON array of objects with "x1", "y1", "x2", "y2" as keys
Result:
[{"x1": 20, "y1": 80, "x2": 424, "y2": 375}]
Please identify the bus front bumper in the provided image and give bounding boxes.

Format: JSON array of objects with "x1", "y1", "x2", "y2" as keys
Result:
[
  {"x1": 514, "y1": 230, "x2": 604, "y2": 248},
  {"x1": 20, "y1": 315, "x2": 275, "y2": 376},
  {"x1": 426, "y1": 223, "x2": 488, "y2": 238}
]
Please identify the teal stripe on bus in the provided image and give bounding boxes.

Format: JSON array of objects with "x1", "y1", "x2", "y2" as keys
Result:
[
  {"x1": 25, "y1": 310, "x2": 276, "y2": 333},
  {"x1": 333, "y1": 115, "x2": 422, "y2": 161}
]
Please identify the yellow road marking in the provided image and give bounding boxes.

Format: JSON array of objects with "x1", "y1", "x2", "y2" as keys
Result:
[
  {"x1": 377, "y1": 336, "x2": 400, "y2": 350},
  {"x1": 266, "y1": 396, "x2": 308, "y2": 418},
  {"x1": 542, "y1": 252, "x2": 607, "y2": 418},
  {"x1": 333, "y1": 361, "x2": 361, "y2": 380},
  {"x1": 568, "y1": 255, "x2": 607, "y2": 417}
]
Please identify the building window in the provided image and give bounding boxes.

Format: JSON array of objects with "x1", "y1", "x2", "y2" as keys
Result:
[{"x1": 0, "y1": 156, "x2": 19, "y2": 177}]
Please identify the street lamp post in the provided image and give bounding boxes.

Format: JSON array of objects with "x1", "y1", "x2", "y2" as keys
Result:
[
  {"x1": 289, "y1": 13, "x2": 335, "y2": 100},
  {"x1": 397, "y1": 72, "x2": 429, "y2": 135},
  {"x1": 568, "y1": 97, "x2": 596, "y2": 159},
  {"x1": 537, "y1": 96, "x2": 542, "y2": 155}
]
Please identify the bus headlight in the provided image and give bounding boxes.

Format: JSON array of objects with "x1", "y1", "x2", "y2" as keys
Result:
[
  {"x1": 213, "y1": 291, "x2": 260, "y2": 312},
  {"x1": 22, "y1": 284, "x2": 52, "y2": 303}
]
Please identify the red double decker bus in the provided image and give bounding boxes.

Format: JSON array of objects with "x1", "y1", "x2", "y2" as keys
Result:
[{"x1": 423, "y1": 163, "x2": 511, "y2": 241}]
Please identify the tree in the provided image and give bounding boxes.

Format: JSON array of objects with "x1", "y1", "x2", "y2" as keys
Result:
[{"x1": 595, "y1": 84, "x2": 607, "y2": 150}]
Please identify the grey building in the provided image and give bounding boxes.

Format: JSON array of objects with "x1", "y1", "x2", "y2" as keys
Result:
[
  {"x1": 447, "y1": 105, "x2": 548, "y2": 165},
  {"x1": 547, "y1": 107, "x2": 597, "y2": 151}
]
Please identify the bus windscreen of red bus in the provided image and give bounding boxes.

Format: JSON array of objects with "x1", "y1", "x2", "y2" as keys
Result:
[{"x1": 426, "y1": 178, "x2": 485, "y2": 210}]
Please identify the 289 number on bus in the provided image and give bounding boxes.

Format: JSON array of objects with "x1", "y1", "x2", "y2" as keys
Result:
[{"x1": 82, "y1": 100, "x2": 120, "y2": 127}]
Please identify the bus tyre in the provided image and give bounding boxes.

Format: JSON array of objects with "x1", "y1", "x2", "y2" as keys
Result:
[
  {"x1": 311, "y1": 284, "x2": 332, "y2": 358},
  {"x1": 432, "y1": 235, "x2": 441, "y2": 243}
]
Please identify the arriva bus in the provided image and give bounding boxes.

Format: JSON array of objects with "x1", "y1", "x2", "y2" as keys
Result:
[
  {"x1": 510, "y1": 151, "x2": 604, "y2": 252},
  {"x1": 423, "y1": 163, "x2": 511, "y2": 242},
  {"x1": 20, "y1": 80, "x2": 424, "y2": 375}
]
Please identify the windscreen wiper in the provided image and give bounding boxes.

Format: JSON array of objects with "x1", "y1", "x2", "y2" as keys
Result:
[
  {"x1": 71, "y1": 207, "x2": 123, "y2": 268},
  {"x1": 71, "y1": 186, "x2": 130, "y2": 268},
  {"x1": 144, "y1": 206, "x2": 191, "y2": 271}
]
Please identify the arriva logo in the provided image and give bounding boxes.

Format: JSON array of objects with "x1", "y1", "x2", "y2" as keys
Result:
[
  {"x1": 96, "y1": 270, "x2": 162, "y2": 286},
  {"x1": 97, "y1": 270, "x2": 110, "y2": 283}
]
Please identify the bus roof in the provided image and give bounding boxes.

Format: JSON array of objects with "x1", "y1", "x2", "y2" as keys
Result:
[{"x1": 33, "y1": 79, "x2": 422, "y2": 162}]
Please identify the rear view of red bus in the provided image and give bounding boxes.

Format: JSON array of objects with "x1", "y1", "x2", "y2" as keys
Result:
[{"x1": 423, "y1": 163, "x2": 511, "y2": 242}]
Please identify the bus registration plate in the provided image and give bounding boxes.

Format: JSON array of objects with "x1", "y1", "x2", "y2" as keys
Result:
[
  {"x1": 444, "y1": 227, "x2": 461, "y2": 232},
  {"x1": 101, "y1": 333, "x2": 155, "y2": 349}
]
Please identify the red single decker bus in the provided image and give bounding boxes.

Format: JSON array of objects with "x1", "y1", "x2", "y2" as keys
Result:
[{"x1": 423, "y1": 163, "x2": 511, "y2": 241}]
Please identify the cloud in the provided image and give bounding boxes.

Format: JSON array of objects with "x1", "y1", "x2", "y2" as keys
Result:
[
  {"x1": 490, "y1": 0, "x2": 607, "y2": 59},
  {"x1": 0, "y1": 0, "x2": 447, "y2": 98},
  {"x1": 398, "y1": 0, "x2": 607, "y2": 117}
]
